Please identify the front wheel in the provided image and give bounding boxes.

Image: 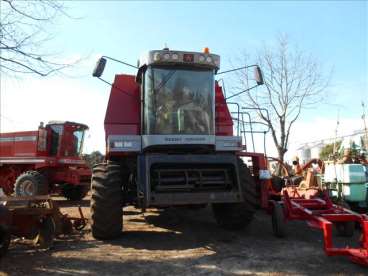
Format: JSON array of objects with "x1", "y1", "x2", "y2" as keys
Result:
[
  {"x1": 90, "y1": 162, "x2": 123, "y2": 240},
  {"x1": 14, "y1": 171, "x2": 48, "y2": 197}
]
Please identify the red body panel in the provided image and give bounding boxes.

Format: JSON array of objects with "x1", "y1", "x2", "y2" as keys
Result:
[
  {"x1": 104, "y1": 74, "x2": 141, "y2": 140},
  {"x1": 103, "y1": 74, "x2": 234, "y2": 140},
  {"x1": 0, "y1": 131, "x2": 39, "y2": 157},
  {"x1": 215, "y1": 83, "x2": 233, "y2": 136}
]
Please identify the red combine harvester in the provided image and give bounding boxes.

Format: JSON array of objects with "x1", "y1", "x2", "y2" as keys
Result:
[
  {"x1": 0, "y1": 121, "x2": 91, "y2": 200},
  {"x1": 91, "y1": 48, "x2": 368, "y2": 266},
  {"x1": 91, "y1": 48, "x2": 265, "y2": 239}
]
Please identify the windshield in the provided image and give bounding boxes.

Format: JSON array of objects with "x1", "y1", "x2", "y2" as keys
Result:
[
  {"x1": 144, "y1": 67, "x2": 214, "y2": 135},
  {"x1": 49, "y1": 125, "x2": 63, "y2": 156},
  {"x1": 72, "y1": 129, "x2": 85, "y2": 156}
]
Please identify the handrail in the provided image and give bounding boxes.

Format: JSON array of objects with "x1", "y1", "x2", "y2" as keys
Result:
[{"x1": 216, "y1": 102, "x2": 271, "y2": 154}]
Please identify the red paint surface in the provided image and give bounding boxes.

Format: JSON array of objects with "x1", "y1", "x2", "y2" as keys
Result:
[{"x1": 104, "y1": 74, "x2": 141, "y2": 139}]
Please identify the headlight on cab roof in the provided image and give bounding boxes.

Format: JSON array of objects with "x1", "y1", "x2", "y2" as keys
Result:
[{"x1": 140, "y1": 50, "x2": 220, "y2": 70}]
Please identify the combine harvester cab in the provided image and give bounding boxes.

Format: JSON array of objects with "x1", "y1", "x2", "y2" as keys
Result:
[{"x1": 0, "y1": 121, "x2": 91, "y2": 200}]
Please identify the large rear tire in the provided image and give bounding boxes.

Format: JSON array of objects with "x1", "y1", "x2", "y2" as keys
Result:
[
  {"x1": 272, "y1": 202, "x2": 287, "y2": 238},
  {"x1": 14, "y1": 171, "x2": 48, "y2": 197},
  {"x1": 212, "y1": 158, "x2": 257, "y2": 230},
  {"x1": 90, "y1": 162, "x2": 123, "y2": 240}
]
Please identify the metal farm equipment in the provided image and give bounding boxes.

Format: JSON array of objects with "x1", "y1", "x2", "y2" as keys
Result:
[
  {"x1": 0, "y1": 121, "x2": 91, "y2": 200},
  {"x1": 266, "y1": 158, "x2": 368, "y2": 266},
  {"x1": 0, "y1": 195, "x2": 87, "y2": 257}
]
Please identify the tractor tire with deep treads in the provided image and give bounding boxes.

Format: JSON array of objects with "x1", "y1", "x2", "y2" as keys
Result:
[
  {"x1": 14, "y1": 171, "x2": 48, "y2": 197},
  {"x1": 272, "y1": 202, "x2": 287, "y2": 237},
  {"x1": 61, "y1": 184, "x2": 89, "y2": 201},
  {"x1": 212, "y1": 158, "x2": 257, "y2": 230},
  {"x1": 91, "y1": 162, "x2": 123, "y2": 240}
]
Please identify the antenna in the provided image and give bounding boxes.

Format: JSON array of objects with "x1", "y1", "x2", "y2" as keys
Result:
[{"x1": 362, "y1": 101, "x2": 368, "y2": 150}]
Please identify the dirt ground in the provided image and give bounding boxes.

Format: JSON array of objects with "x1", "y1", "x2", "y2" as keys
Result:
[{"x1": 1, "y1": 195, "x2": 367, "y2": 276}]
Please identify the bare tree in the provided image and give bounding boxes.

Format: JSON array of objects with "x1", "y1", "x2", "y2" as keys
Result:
[
  {"x1": 234, "y1": 35, "x2": 330, "y2": 162},
  {"x1": 0, "y1": 0, "x2": 73, "y2": 76}
]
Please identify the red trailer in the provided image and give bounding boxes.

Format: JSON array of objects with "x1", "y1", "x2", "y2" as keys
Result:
[
  {"x1": 265, "y1": 158, "x2": 368, "y2": 266},
  {"x1": 0, "y1": 121, "x2": 91, "y2": 200}
]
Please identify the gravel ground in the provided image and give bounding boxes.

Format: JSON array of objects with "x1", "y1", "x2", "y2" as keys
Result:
[{"x1": 0, "y1": 195, "x2": 367, "y2": 275}]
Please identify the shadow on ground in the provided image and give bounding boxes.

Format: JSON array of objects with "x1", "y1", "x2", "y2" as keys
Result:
[{"x1": 1, "y1": 207, "x2": 366, "y2": 275}]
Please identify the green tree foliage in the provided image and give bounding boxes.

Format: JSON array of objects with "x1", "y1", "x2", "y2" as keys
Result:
[
  {"x1": 82, "y1": 151, "x2": 104, "y2": 168},
  {"x1": 319, "y1": 141, "x2": 341, "y2": 161}
]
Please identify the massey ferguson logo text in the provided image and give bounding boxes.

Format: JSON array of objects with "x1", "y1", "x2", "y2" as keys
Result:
[{"x1": 164, "y1": 137, "x2": 206, "y2": 142}]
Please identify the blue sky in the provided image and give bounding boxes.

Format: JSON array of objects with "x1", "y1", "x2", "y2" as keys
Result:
[
  {"x1": 58, "y1": 1, "x2": 367, "y2": 116},
  {"x1": 1, "y1": 1, "x2": 367, "y2": 155}
]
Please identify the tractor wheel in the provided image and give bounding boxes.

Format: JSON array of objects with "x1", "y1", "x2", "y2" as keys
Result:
[
  {"x1": 90, "y1": 162, "x2": 123, "y2": 240},
  {"x1": 272, "y1": 202, "x2": 287, "y2": 238},
  {"x1": 212, "y1": 158, "x2": 257, "y2": 230},
  {"x1": 0, "y1": 226, "x2": 11, "y2": 258},
  {"x1": 335, "y1": 201, "x2": 354, "y2": 237},
  {"x1": 33, "y1": 216, "x2": 56, "y2": 249},
  {"x1": 61, "y1": 184, "x2": 89, "y2": 201},
  {"x1": 14, "y1": 171, "x2": 48, "y2": 197}
]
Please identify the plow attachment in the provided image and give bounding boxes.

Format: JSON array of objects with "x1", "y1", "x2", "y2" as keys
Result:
[{"x1": 0, "y1": 195, "x2": 87, "y2": 257}]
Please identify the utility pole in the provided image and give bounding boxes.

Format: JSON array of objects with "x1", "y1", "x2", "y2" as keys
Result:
[
  {"x1": 333, "y1": 110, "x2": 340, "y2": 154},
  {"x1": 362, "y1": 101, "x2": 368, "y2": 151}
]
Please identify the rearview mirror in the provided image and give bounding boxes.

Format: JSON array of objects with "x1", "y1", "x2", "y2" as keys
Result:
[
  {"x1": 92, "y1": 57, "x2": 107, "y2": 77},
  {"x1": 254, "y1": 66, "x2": 264, "y2": 85}
]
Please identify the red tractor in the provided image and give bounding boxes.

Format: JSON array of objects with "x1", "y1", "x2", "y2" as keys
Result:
[
  {"x1": 91, "y1": 48, "x2": 268, "y2": 240},
  {"x1": 0, "y1": 121, "x2": 91, "y2": 200}
]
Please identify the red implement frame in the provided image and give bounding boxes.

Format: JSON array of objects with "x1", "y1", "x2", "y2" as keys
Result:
[{"x1": 279, "y1": 190, "x2": 368, "y2": 266}]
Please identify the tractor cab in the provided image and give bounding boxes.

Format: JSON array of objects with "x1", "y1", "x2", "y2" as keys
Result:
[{"x1": 43, "y1": 121, "x2": 88, "y2": 157}]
